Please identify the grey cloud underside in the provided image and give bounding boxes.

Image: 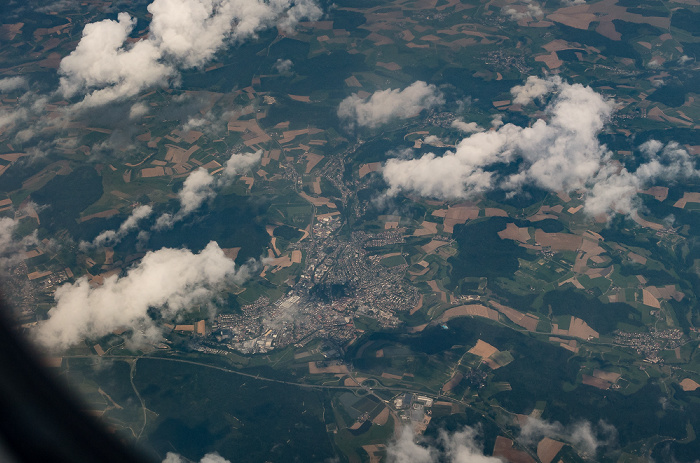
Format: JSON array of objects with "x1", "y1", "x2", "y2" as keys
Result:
[{"x1": 381, "y1": 76, "x2": 699, "y2": 217}]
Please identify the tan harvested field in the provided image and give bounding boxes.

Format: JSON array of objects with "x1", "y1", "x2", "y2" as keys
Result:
[
  {"x1": 552, "y1": 316, "x2": 599, "y2": 339},
  {"x1": 28, "y1": 270, "x2": 52, "y2": 280},
  {"x1": 468, "y1": 339, "x2": 499, "y2": 359},
  {"x1": 291, "y1": 250, "x2": 302, "y2": 263},
  {"x1": 165, "y1": 144, "x2": 199, "y2": 164},
  {"x1": 308, "y1": 362, "x2": 349, "y2": 374},
  {"x1": 384, "y1": 221, "x2": 399, "y2": 229},
  {"x1": 438, "y1": 304, "x2": 499, "y2": 323},
  {"x1": 674, "y1": 192, "x2": 700, "y2": 208},
  {"x1": 222, "y1": 247, "x2": 240, "y2": 260},
  {"x1": 0, "y1": 152, "x2": 29, "y2": 162},
  {"x1": 428, "y1": 280, "x2": 447, "y2": 302},
  {"x1": 596, "y1": 20, "x2": 621, "y2": 40},
  {"x1": 407, "y1": 323, "x2": 428, "y2": 333},
  {"x1": 41, "y1": 357, "x2": 63, "y2": 368},
  {"x1": 104, "y1": 248, "x2": 114, "y2": 265},
  {"x1": 410, "y1": 295, "x2": 424, "y2": 315},
  {"x1": 359, "y1": 162, "x2": 382, "y2": 178},
  {"x1": 490, "y1": 301, "x2": 539, "y2": 331},
  {"x1": 628, "y1": 252, "x2": 647, "y2": 265},
  {"x1": 442, "y1": 373, "x2": 463, "y2": 392},
  {"x1": 593, "y1": 370, "x2": 621, "y2": 383},
  {"x1": 680, "y1": 378, "x2": 700, "y2": 391},
  {"x1": 344, "y1": 75, "x2": 362, "y2": 87},
  {"x1": 174, "y1": 325, "x2": 194, "y2": 332},
  {"x1": 195, "y1": 320, "x2": 206, "y2": 335},
  {"x1": 381, "y1": 372, "x2": 403, "y2": 380},
  {"x1": 376, "y1": 61, "x2": 401, "y2": 71},
  {"x1": 642, "y1": 289, "x2": 661, "y2": 308},
  {"x1": 372, "y1": 407, "x2": 390, "y2": 426},
  {"x1": 94, "y1": 344, "x2": 105, "y2": 356},
  {"x1": 299, "y1": 191, "x2": 336, "y2": 208},
  {"x1": 270, "y1": 237, "x2": 281, "y2": 257},
  {"x1": 543, "y1": 39, "x2": 575, "y2": 52},
  {"x1": 582, "y1": 374, "x2": 611, "y2": 390},
  {"x1": 362, "y1": 444, "x2": 385, "y2": 463},
  {"x1": 413, "y1": 221, "x2": 438, "y2": 236},
  {"x1": 537, "y1": 438, "x2": 565, "y2": 463},
  {"x1": 79, "y1": 209, "x2": 120, "y2": 222},
  {"x1": 632, "y1": 212, "x2": 664, "y2": 230},
  {"x1": 547, "y1": 11, "x2": 596, "y2": 30},
  {"x1": 141, "y1": 166, "x2": 165, "y2": 177},
  {"x1": 647, "y1": 285, "x2": 684, "y2": 301},
  {"x1": 288, "y1": 94, "x2": 311, "y2": 102},
  {"x1": 485, "y1": 208, "x2": 508, "y2": 217},
  {"x1": 535, "y1": 230, "x2": 582, "y2": 251},
  {"x1": 567, "y1": 205, "x2": 583, "y2": 214},
  {"x1": 550, "y1": 337, "x2": 579, "y2": 353},
  {"x1": 437, "y1": 206, "x2": 479, "y2": 233},
  {"x1": 493, "y1": 436, "x2": 535, "y2": 463},
  {"x1": 304, "y1": 152, "x2": 324, "y2": 173},
  {"x1": 498, "y1": 223, "x2": 531, "y2": 243},
  {"x1": 422, "y1": 239, "x2": 448, "y2": 254},
  {"x1": 201, "y1": 160, "x2": 221, "y2": 171},
  {"x1": 23, "y1": 249, "x2": 43, "y2": 259}
]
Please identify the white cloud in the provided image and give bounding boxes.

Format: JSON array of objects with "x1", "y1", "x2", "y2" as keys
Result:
[
  {"x1": 0, "y1": 217, "x2": 39, "y2": 272},
  {"x1": 83, "y1": 205, "x2": 154, "y2": 249},
  {"x1": 338, "y1": 81, "x2": 444, "y2": 129},
  {"x1": 503, "y1": 0, "x2": 544, "y2": 21},
  {"x1": 382, "y1": 76, "x2": 699, "y2": 217},
  {"x1": 0, "y1": 76, "x2": 27, "y2": 93},
  {"x1": 386, "y1": 426, "x2": 502, "y2": 463},
  {"x1": 519, "y1": 417, "x2": 616, "y2": 456},
  {"x1": 33, "y1": 241, "x2": 257, "y2": 351},
  {"x1": 451, "y1": 119, "x2": 483, "y2": 133},
  {"x1": 129, "y1": 102, "x2": 150, "y2": 119},
  {"x1": 585, "y1": 141, "x2": 700, "y2": 216},
  {"x1": 154, "y1": 150, "x2": 261, "y2": 229},
  {"x1": 58, "y1": 12, "x2": 172, "y2": 108},
  {"x1": 510, "y1": 75, "x2": 560, "y2": 105},
  {"x1": 164, "y1": 452, "x2": 231, "y2": 463},
  {"x1": 58, "y1": 0, "x2": 322, "y2": 108},
  {"x1": 679, "y1": 55, "x2": 693, "y2": 64},
  {"x1": 274, "y1": 58, "x2": 293, "y2": 73}
]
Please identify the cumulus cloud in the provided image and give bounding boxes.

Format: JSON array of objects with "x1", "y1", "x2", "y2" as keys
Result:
[
  {"x1": 503, "y1": 0, "x2": 544, "y2": 21},
  {"x1": 338, "y1": 81, "x2": 444, "y2": 129},
  {"x1": 129, "y1": 102, "x2": 150, "y2": 119},
  {"x1": 585, "y1": 141, "x2": 700, "y2": 216},
  {"x1": 164, "y1": 452, "x2": 231, "y2": 463},
  {"x1": 451, "y1": 119, "x2": 483, "y2": 133},
  {"x1": 155, "y1": 150, "x2": 261, "y2": 229},
  {"x1": 33, "y1": 241, "x2": 257, "y2": 351},
  {"x1": 382, "y1": 76, "x2": 700, "y2": 217},
  {"x1": 0, "y1": 217, "x2": 39, "y2": 272},
  {"x1": 83, "y1": 205, "x2": 154, "y2": 249},
  {"x1": 274, "y1": 58, "x2": 293, "y2": 73},
  {"x1": 519, "y1": 417, "x2": 617, "y2": 456},
  {"x1": 387, "y1": 426, "x2": 502, "y2": 463},
  {"x1": 58, "y1": 0, "x2": 322, "y2": 108},
  {"x1": 0, "y1": 76, "x2": 28, "y2": 93}
]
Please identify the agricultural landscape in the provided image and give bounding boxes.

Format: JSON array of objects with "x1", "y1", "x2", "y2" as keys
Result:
[{"x1": 1, "y1": 0, "x2": 700, "y2": 461}]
